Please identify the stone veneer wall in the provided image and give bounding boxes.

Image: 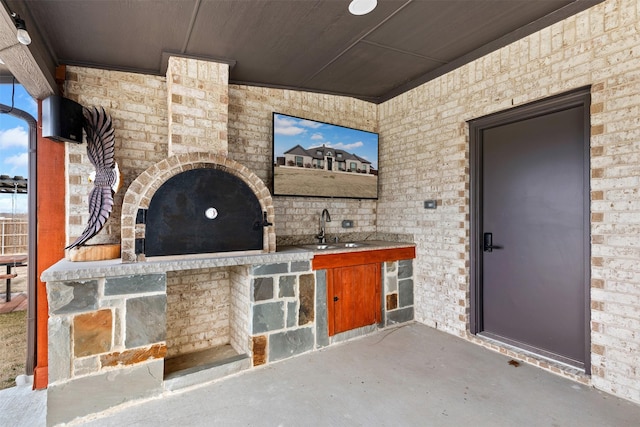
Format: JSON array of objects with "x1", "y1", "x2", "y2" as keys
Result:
[
  {"x1": 227, "y1": 85, "x2": 379, "y2": 242},
  {"x1": 46, "y1": 274, "x2": 167, "y2": 425},
  {"x1": 248, "y1": 258, "x2": 415, "y2": 365},
  {"x1": 44, "y1": 254, "x2": 415, "y2": 424},
  {"x1": 377, "y1": 0, "x2": 640, "y2": 404},
  {"x1": 166, "y1": 268, "x2": 231, "y2": 358},
  {"x1": 249, "y1": 260, "x2": 317, "y2": 365},
  {"x1": 384, "y1": 259, "x2": 415, "y2": 325}
]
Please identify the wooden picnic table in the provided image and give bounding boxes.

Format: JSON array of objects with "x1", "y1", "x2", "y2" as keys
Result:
[{"x1": 0, "y1": 254, "x2": 28, "y2": 303}]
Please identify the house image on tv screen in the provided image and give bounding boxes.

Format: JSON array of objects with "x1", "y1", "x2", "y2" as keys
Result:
[
  {"x1": 282, "y1": 144, "x2": 374, "y2": 174},
  {"x1": 272, "y1": 112, "x2": 379, "y2": 199}
]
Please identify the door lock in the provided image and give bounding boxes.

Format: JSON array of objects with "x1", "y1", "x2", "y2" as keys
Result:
[{"x1": 483, "y1": 232, "x2": 502, "y2": 252}]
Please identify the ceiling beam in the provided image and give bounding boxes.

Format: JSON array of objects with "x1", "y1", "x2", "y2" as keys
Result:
[{"x1": 0, "y1": 2, "x2": 56, "y2": 99}]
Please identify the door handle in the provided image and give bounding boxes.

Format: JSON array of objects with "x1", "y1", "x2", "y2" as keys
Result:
[{"x1": 483, "y1": 232, "x2": 502, "y2": 252}]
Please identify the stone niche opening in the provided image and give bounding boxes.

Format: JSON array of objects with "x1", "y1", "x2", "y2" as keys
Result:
[{"x1": 163, "y1": 265, "x2": 251, "y2": 380}]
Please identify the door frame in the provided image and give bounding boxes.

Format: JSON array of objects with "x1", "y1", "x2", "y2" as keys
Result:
[{"x1": 468, "y1": 87, "x2": 591, "y2": 372}]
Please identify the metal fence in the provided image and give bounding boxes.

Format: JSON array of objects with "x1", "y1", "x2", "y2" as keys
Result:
[{"x1": 0, "y1": 217, "x2": 28, "y2": 255}]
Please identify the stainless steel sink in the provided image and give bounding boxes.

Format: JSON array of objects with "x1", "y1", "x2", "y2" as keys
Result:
[
  {"x1": 299, "y1": 244, "x2": 338, "y2": 250},
  {"x1": 298, "y1": 242, "x2": 370, "y2": 251},
  {"x1": 342, "y1": 242, "x2": 366, "y2": 248}
]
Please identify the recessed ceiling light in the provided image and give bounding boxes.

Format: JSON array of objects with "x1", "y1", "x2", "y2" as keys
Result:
[{"x1": 349, "y1": 0, "x2": 377, "y2": 16}]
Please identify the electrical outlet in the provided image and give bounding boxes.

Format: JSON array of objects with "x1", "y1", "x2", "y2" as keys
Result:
[
  {"x1": 424, "y1": 200, "x2": 437, "y2": 209},
  {"x1": 341, "y1": 220, "x2": 354, "y2": 228}
]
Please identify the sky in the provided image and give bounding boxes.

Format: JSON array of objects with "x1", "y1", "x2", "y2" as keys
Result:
[
  {"x1": 273, "y1": 113, "x2": 378, "y2": 169},
  {"x1": 0, "y1": 82, "x2": 36, "y2": 214}
]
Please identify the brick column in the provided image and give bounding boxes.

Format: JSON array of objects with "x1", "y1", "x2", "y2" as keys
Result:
[{"x1": 166, "y1": 57, "x2": 229, "y2": 156}]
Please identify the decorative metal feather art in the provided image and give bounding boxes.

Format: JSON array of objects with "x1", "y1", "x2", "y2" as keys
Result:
[{"x1": 65, "y1": 107, "x2": 121, "y2": 250}]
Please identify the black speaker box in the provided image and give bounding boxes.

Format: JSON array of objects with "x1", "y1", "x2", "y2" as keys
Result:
[{"x1": 42, "y1": 95, "x2": 84, "y2": 143}]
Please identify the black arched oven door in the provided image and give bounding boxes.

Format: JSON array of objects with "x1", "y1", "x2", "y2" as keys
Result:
[{"x1": 145, "y1": 168, "x2": 264, "y2": 257}]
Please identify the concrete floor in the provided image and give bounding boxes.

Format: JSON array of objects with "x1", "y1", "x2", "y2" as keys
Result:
[
  {"x1": 0, "y1": 375, "x2": 46, "y2": 426},
  {"x1": 4, "y1": 322, "x2": 640, "y2": 426}
]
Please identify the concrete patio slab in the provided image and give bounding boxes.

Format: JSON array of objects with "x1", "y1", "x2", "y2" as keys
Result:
[
  {"x1": 3, "y1": 323, "x2": 640, "y2": 426},
  {"x1": 71, "y1": 322, "x2": 640, "y2": 426}
]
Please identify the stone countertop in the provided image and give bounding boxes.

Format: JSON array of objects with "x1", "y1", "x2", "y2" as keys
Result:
[
  {"x1": 41, "y1": 240, "x2": 415, "y2": 282},
  {"x1": 41, "y1": 249, "x2": 313, "y2": 282},
  {"x1": 286, "y1": 240, "x2": 416, "y2": 256}
]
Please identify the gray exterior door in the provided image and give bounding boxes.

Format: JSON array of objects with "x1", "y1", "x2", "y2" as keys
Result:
[{"x1": 470, "y1": 89, "x2": 590, "y2": 370}]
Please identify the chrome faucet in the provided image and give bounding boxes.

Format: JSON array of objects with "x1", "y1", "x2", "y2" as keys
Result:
[{"x1": 316, "y1": 209, "x2": 332, "y2": 243}]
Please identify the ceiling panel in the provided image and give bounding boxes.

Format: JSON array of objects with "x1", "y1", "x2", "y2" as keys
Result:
[
  {"x1": 24, "y1": 0, "x2": 197, "y2": 72},
  {"x1": 1, "y1": 0, "x2": 603, "y2": 101},
  {"x1": 187, "y1": 0, "x2": 403, "y2": 87},
  {"x1": 366, "y1": 1, "x2": 574, "y2": 62},
  {"x1": 305, "y1": 41, "x2": 441, "y2": 99}
]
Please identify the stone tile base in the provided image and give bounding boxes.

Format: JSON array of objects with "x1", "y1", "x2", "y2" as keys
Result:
[
  {"x1": 330, "y1": 324, "x2": 379, "y2": 345},
  {"x1": 46, "y1": 360, "x2": 163, "y2": 426},
  {"x1": 164, "y1": 354, "x2": 251, "y2": 391}
]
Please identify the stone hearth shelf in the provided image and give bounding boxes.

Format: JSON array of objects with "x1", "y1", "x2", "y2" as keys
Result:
[{"x1": 41, "y1": 244, "x2": 415, "y2": 425}]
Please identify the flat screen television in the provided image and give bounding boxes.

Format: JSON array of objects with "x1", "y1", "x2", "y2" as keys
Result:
[{"x1": 272, "y1": 112, "x2": 379, "y2": 199}]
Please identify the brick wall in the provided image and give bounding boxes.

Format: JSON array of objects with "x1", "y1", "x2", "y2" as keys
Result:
[
  {"x1": 64, "y1": 69, "x2": 377, "y2": 247},
  {"x1": 65, "y1": 67, "x2": 168, "y2": 245},
  {"x1": 378, "y1": 0, "x2": 640, "y2": 404},
  {"x1": 227, "y1": 85, "x2": 378, "y2": 240},
  {"x1": 229, "y1": 266, "x2": 251, "y2": 354},
  {"x1": 166, "y1": 268, "x2": 230, "y2": 358}
]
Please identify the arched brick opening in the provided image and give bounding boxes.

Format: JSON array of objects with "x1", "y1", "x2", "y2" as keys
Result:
[{"x1": 120, "y1": 152, "x2": 275, "y2": 262}]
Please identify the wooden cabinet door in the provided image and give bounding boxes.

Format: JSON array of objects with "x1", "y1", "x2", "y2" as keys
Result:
[{"x1": 328, "y1": 263, "x2": 381, "y2": 336}]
